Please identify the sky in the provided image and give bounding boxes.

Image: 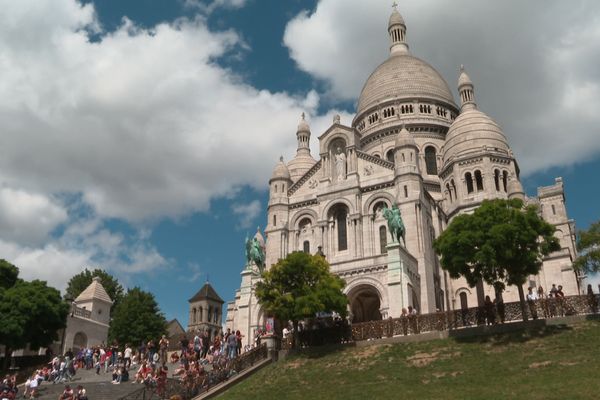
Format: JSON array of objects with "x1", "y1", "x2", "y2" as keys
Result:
[{"x1": 1, "y1": 0, "x2": 600, "y2": 326}]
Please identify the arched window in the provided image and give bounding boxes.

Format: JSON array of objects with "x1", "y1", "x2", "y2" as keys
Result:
[
  {"x1": 404, "y1": 185, "x2": 408, "y2": 198},
  {"x1": 386, "y1": 149, "x2": 395, "y2": 163},
  {"x1": 424, "y1": 146, "x2": 437, "y2": 175},
  {"x1": 475, "y1": 170, "x2": 484, "y2": 191},
  {"x1": 494, "y1": 170, "x2": 500, "y2": 191},
  {"x1": 192, "y1": 308, "x2": 197, "y2": 324},
  {"x1": 273, "y1": 214, "x2": 277, "y2": 227},
  {"x1": 459, "y1": 292, "x2": 468, "y2": 310},
  {"x1": 465, "y1": 172, "x2": 474, "y2": 194},
  {"x1": 303, "y1": 240, "x2": 310, "y2": 253},
  {"x1": 446, "y1": 183, "x2": 452, "y2": 203},
  {"x1": 379, "y1": 226, "x2": 388, "y2": 254},
  {"x1": 502, "y1": 171, "x2": 508, "y2": 192},
  {"x1": 373, "y1": 201, "x2": 387, "y2": 218},
  {"x1": 199, "y1": 307, "x2": 203, "y2": 322},
  {"x1": 207, "y1": 306, "x2": 211, "y2": 322},
  {"x1": 333, "y1": 205, "x2": 348, "y2": 251}
]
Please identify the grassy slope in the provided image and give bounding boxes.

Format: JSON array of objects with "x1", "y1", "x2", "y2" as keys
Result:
[{"x1": 219, "y1": 320, "x2": 600, "y2": 400}]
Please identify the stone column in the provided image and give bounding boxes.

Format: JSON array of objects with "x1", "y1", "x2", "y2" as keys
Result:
[{"x1": 386, "y1": 241, "x2": 409, "y2": 318}]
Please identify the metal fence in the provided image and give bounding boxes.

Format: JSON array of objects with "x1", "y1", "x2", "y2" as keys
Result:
[
  {"x1": 119, "y1": 344, "x2": 268, "y2": 400},
  {"x1": 351, "y1": 293, "x2": 600, "y2": 342}
]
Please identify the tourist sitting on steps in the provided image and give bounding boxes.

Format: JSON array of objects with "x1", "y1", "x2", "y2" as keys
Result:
[{"x1": 58, "y1": 384, "x2": 74, "y2": 400}]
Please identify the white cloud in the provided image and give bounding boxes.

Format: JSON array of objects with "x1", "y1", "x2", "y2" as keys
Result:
[
  {"x1": 0, "y1": 187, "x2": 68, "y2": 246},
  {"x1": 184, "y1": 0, "x2": 247, "y2": 14},
  {"x1": 0, "y1": 0, "x2": 320, "y2": 223},
  {"x1": 284, "y1": 0, "x2": 600, "y2": 174},
  {"x1": 231, "y1": 199, "x2": 261, "y2": 230}
]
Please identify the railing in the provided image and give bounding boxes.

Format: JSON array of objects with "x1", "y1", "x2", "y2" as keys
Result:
[
  {"x1": 71, "y1": 305, "x2": 92, "y2": 319},
  {"x1": 351, "y1": 294, "x2": 600, "y2": 342},
  {"x1": 279, "y1": 294, "x2": 600, "y2": 348},
  {"x1": 119, "y1": 344, "x2": 268, "y2": 400}
]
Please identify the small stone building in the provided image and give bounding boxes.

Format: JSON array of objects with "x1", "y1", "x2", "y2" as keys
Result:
[
  {"x1": 61, "y1": 276, "x2": 113, "y2": 354},
  {"x1": 187, "y1": 283, "x2": 224, "y2": 339}
]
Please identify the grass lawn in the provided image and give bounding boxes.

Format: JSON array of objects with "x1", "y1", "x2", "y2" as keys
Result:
[{"x1": 219, "y1": 320, "x2": 600, "y2": 400}]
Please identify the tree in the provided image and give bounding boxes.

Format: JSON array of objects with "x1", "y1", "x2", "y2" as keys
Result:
[
  {"x1": 574, "y1": 220, "x2": 600, "y2": 275},
  {"x1": 0, "y1": 259, "x2": 19, "y2": 290},
  {"x1": 434, "y1": 198, "x2": 560, "y2": 321},
  {"x1": 0, "y1": 260, "x2": 69, "y2": 369},
  {"x1": 65, "y1": 268, "x2": 125, "y2": 310},
  {"x1": 108, "y1": 287, "x2": 167, "y2": 347},
  {"x1": 255, "y1": 252, "x2": 348, "y2": 348}
]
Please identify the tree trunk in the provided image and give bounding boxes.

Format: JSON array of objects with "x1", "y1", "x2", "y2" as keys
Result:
[
  {"x1": 517, "y1": 285, "x2": 528, "y2": 322},
  {"x1": 3, "y1": 347, "x2": 10, "y2": 370},
  {"x1": 292, "y1": 320, "x2": 299, "y2": 349}
]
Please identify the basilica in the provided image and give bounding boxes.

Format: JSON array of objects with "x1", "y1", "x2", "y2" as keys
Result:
[{"x1": 226, "y1": 7, "x2": 579, "y2": 344}]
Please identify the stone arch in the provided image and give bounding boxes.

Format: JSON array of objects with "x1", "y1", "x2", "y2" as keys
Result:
[
  {"x1": 322, "y1": 198, "x2": 355, "y2": 221},
  {"x1": 345, "y1": 281, "x2": 385, "y2": 323},
  {"x1": 363, "y1": 192, "x2": 395, "y2": 215},
  {"x1": 290, "y1": 209, "x2": 318, "y2": 231},
  {"x1": 73, "y1": 332, "x2": 87, "y2": 353},
  {"x1": 322, "y1": 133, "x2": 350, "y2": 155}
]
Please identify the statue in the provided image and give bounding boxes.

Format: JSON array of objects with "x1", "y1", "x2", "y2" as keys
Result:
[
  {"x1": 382, "y1": 203, "x2": 406, "y2": 245},
  {"x1": 245, "y1": 234, "x2": 266, "y2": 273},
  {"x1": 335, "y1": 147, "x2": 346, "y2": 181}
]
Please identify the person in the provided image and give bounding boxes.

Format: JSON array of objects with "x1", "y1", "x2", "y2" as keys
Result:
[
  {"x1": 58, "y1": 384, "x2": 74, "y2": 400},
  {"x1": 526, "y1": 287, "x2": 539, "y2": 319},
  {"x1": 484, "y1": 295, "x2": 496, "y2": 325},
  {"x1": 227, "y1": 330, "x2": 237, "y2": 359},
  {"x1": 75, "y1": 385, "x2": 87, "y2": 400},
  {"x1": 537, "y1": 286, "x2": 549, "y2": 318},
  {"x1": 192, "y1": 332, "x2": 201, "y2": 359},
  {"x1": 24, "y1": 373, "x2": 39, "y2": 399},
  {"x1": 111, "y1": 365, "x2": 122, "y2": 384},
  {"x1": 124, "y1": 344, "x2": 132, "y2": 370},
  {"x1": 159, "y1": 335, "x2": 169, "y2": 366},
  {"x1": 200, "y1": 331, "x2": 210, "y2": 359},
  {"x1": 236, "y1": 330, "x2": 243, "y2": 356}
]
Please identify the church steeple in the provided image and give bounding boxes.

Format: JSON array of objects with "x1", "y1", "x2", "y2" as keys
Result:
[
  {"x1": 458, "y1": 65, "x2": 476, "y2": 111},
  {"x1": 388, "y1": 3, "x2": 409, "y2": 55},
  {"x1": 296, "y1": 112, "x2": 311, "y2": 156}
]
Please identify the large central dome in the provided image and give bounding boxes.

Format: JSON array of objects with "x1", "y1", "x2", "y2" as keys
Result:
[
  {"x1": 356, "y1": 54, "x2": 455, "y2": 117},
  {"x1": 355, "y1": 7, "x2": 456, "y2": 120}
]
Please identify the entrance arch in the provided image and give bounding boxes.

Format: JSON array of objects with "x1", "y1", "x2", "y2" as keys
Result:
[
  {"x1": 73, "y1": 332, "x2": 87, "y2": 353},
  {"x1": 347, "y1": 284, "x2": 382, "y2": 323}
]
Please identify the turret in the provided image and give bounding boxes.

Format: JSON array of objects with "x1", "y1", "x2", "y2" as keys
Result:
[
  {"x1": 388, "y1": 3, "x2": 409, "y2": 55},
  {"x1": 394, "y1": 126, "x2": 423, "y2": 202},
  {"x1": 288, "y1": 113, "x2": 317, "y2": 181},
  {"x1": 458, "y1": 65, "x2": 476, "y2": 111}
]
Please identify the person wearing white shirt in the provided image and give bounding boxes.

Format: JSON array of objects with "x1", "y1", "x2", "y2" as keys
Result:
[{"x1": 526, "y1": 287, "x2": 539, "y2": 319}]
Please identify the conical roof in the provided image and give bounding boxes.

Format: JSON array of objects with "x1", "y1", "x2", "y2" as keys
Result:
[
  {"x1": 74, "y1": 276, "x2": 113, "y2": 304},
  {"x1": 188, "y1": 282, "x2": 224, "y2": 304}
]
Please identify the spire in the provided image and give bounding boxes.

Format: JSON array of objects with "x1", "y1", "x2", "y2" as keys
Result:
[
  {"x1": 458, "y1": 65, "x2": 476, "y2": 111},
  {"x1": 296, "y1": 112, "x2": 311, "y2": 156},
  {"x1": 388, "y1": 3, "x2": 409, "y2": 55}
]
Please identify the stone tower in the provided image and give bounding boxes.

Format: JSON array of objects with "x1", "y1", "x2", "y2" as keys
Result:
[{"x1": 188, "y1": 282, "x2": 224, "y2": 339}]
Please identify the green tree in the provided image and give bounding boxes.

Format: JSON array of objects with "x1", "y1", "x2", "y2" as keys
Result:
[
  {"x1": 108, "y1": 287, "x2": 167, "y2": 347},
  {"x1": 255, "y1": 252, "x2": 348, "y2": 348},
  {"x1": 0, "y1": 261, "x2": 69, "y2": 369},
  {"x1": 0, "y1": 259, "x2": 19, "y2": 290},
  {"x1": 434, "y1": 198, "x2": 560, "y2": 321},
  {"x1": 574, "y1": 220, "x2": 600, "y2": 275},
  {"x1": 65, "y1": 268, "x2": 125, "y2": 310}
]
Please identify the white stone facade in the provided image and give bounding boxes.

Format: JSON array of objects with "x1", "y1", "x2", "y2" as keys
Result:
[{"x1": 227, "y1": 7, "x2": 579, "y2": 345}]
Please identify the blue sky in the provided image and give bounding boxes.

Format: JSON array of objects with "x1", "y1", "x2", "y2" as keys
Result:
[{"x1": 1, "y1": 0, "x2": 599, "y2": 326}]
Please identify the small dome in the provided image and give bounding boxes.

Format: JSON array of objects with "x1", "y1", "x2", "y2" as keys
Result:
[
  {"x1": 395, "y1": 125, "x2": 416, "y2": 148},
  {"x1": 287, "y1": 153, "x2": 316, "y2": 182},
  {"x1": 298, "y1": 112, "x2": 310, "y2": 133},
  {"x1": 271, "y1": 156, "x2": 290, "y2": 181},
  {"x1": 388, "y1": 8, "x2": 405, "y2": 28},
  {"x1": 356, "y1": 55, "x2": 456, "y2": 120},
  {"x1": 443, "y1": 109, "x2": 510, "y2": 167},
  {"x1": 458, "y1": 66, "x2": 473, "y2": 88}
]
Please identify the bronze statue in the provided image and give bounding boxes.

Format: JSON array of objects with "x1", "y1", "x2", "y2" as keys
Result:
[{"x1": 382, "y1": 203, "x2": 406, "y2": 245}]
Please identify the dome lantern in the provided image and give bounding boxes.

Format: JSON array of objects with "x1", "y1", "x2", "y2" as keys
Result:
[
  {"x1": 296, "y1": 112, "x2": 311, "y2": 156},
  {"x1": 389, "y1": 3, "x2": 409, "y2": 55},
  {"x1": 458, "y1": 65, "x2": 476, "y2": 111}
]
